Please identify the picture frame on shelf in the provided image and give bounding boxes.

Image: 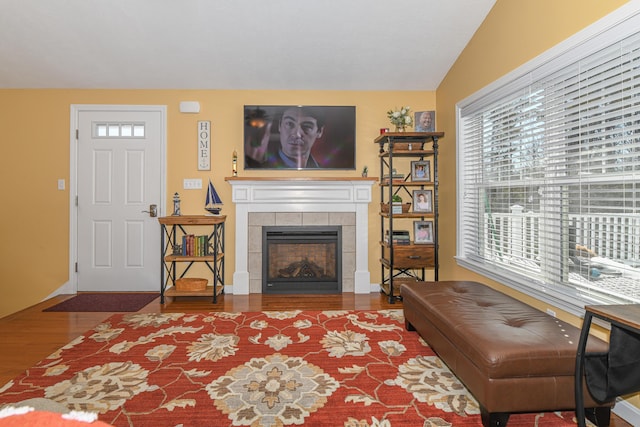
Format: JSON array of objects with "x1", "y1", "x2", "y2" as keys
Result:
[
  {"x1": 411, "y1": 160, "x2": 430, "y2": 182},
  {"x1": 414, "y1": 220, "x2": 434, "y2": 244},
  {"x1": 414, "y1": 110, "x2": 435, "y2": 132},
  {"x1": 412, "y1": 189, "x2": 433, "y2": 213}
]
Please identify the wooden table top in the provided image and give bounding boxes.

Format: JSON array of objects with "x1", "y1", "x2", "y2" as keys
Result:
[
  {"x1": 585, "y1": 304, "x2": 640, "y2": 330},
  {"x1": 158, "y1": 215, "x2": 226, "y2": 225}
]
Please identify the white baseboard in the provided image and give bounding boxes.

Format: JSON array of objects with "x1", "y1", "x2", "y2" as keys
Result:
[
  {"x1": 613, "y1": 399, "x2": 640, "y2": 426},
  {"x1": 224, "y1": 284, "x2": 382, "y2": 295},
  {"x1": 43, "y1": 281, "x2": 75, "y2": 301}
]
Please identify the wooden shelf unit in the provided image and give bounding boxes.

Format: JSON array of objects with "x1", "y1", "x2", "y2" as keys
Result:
[
  {"x1": 158, "y1": 215, "x2": 225, "y2": 303},
  {"x1": 375, "y1": 132, "x2": 444, "y2": 303}
]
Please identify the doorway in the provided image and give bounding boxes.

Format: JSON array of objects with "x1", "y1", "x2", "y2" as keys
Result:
[{"x1": 70, "y1": 105, "x2": 166, "y2": 292}]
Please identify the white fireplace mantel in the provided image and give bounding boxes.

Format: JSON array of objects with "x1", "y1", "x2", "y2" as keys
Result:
[{"x1": 226, "y1": 177, "x2": 376, "y2": 294}]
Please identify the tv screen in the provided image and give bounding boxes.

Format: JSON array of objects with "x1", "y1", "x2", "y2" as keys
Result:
[{"x1": 243, "y1": 105, "x2": 356, "y2": 170}]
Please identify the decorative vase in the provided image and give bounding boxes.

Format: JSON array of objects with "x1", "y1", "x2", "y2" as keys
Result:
[{"x1": 395, "y1": 125, "x2": 406, "y2": 132}]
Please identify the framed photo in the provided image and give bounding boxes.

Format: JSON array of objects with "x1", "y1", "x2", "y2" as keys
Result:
[
  {"x1": 412, "y1": 189, "x2": 433, "y2": 213},
  {"x1": 411, "y1": 160, "x2": 430, "y2": 182},
  {"x1": 414, "y1": 220, "x2": 434, "y2": 244},
  {"x1": 414, "y1": 110, "x2": 435, "y2": 132},
  {"x1": 243, "y1": 105, "x2": 356, "y2": 170}
]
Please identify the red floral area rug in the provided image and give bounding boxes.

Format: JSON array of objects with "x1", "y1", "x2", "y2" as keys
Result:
[{"x1": 0, "y1": 310, "x2": 584, "y2": 426}]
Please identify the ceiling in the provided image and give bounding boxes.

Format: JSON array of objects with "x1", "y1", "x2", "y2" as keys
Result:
[{"x1": 0, "y1": 0, "x2": 496, "y2": 91}]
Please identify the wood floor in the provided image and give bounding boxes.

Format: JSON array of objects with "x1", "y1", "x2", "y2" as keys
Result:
[{"x1": 0, "y1": 292, "x2": 632, "y2": 427}]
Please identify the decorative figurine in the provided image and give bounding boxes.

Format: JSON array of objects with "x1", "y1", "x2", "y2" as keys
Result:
[
  {"x1": 204, "y1": 179, "x2": 223, "y2": 215},
  {"x1": 172, "y1": 192, "x2": 181, "y2": 216},
  {"x1": 232, "y1": 149, "x2": 238, "y2": 177}
]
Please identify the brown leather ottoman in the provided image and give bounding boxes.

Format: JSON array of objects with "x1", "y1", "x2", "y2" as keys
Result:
[{"x1": 401, "y1": 280, "x2": 613, "y2": 427}]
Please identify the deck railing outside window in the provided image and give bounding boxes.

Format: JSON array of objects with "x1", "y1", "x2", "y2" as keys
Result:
[{"x1": 484, "y1": 207, "x2": 640, "y2": 303}]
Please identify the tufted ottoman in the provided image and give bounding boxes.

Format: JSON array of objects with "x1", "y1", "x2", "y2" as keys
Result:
[{"x1": 401, "y1": 280, "x2": 613, "y2": 427}]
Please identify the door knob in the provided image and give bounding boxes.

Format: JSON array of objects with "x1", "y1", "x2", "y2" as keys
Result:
[{"x1": 142, "y1": 204, "x2": 158, "y2": 217}]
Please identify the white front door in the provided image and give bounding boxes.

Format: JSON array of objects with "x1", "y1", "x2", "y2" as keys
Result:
[{"x1": 74, "y1": 106, "x2": 165, "y2": 292}]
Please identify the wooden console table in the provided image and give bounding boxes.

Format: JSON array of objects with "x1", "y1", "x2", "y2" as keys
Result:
[
  {"x1": 158, "y1": 215, "x2": 225, "y2": 303},
  {"x1": 575, "y1": 304, "x2": 640, "y2": 427}
]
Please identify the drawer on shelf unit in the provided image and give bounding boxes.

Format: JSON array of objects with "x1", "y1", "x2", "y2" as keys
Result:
[{"x1": 383, "y1": 244, "x2": 435, "y2": 268}]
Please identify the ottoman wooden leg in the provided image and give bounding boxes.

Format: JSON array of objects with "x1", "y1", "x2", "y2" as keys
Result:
[
  {"x1": 480, "y1": 405, "x2": 510, "y2": 427},
  {"x1": 405, "y1": 319, "x2": 416, "y2": 331}
]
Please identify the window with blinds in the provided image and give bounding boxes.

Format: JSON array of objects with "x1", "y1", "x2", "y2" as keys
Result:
[{"x1": 457, "y1": 6, "x2": 640, "y2": 312}]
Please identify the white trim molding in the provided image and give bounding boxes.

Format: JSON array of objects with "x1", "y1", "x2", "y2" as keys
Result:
[{"x1": 226, "y1": 178, "x2": 375, "y2": 295}]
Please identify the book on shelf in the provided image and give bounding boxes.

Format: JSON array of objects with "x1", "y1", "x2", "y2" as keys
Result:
[
  {"x1": 385, "y1": 230, "x2": 410, "y2": 245},
  {"x1": 180, "y1": 234, "x2": 210, "y2": 256},
  {"x1": 393, "y1": 238, "x2": 410, "y2": 245},
  {"x1": 382, "y1": 168, "x2": 405, "y2": 183},
  {"x1": 385, "y1": 238, "x2": 410, "y2": 245},
  {"x1": 383, "y1": 173, "x2": 404, "y2": 178}
]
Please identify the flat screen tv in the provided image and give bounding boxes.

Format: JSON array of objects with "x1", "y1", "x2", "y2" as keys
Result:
[{"x1": 243, "y1": 105, "x2": 356, "y2": 170}]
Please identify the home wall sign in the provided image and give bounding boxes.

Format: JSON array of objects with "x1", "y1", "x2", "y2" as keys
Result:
[{"x1": 198, "y1": 120, "x2": 211, "y2": 171}]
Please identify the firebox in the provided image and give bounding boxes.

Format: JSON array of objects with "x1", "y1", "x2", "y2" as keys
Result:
[{"x1": 262, "y1": 226, "x2": 342, "y2": 294}]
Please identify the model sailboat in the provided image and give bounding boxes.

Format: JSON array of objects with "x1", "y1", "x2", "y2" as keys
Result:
[{"x1": 204, "y1": 179, "x2": 223, "y2": 215}]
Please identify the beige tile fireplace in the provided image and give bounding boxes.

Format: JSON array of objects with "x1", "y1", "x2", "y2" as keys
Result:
[
  {"x1": 226, "y1": 178, "x2": 376, "y2": 294},
  {"x1": 249, "y1": 212, "x2": 352, "y2": 293}
]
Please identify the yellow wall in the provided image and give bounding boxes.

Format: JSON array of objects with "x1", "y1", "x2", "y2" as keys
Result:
[
  {"x1": 0, "y1": 89, "x2": 435, "y2": 319},
  {"x1": 1, "y1": 0, "x2": 637, "y2": 413},
  {"x1": 435, "y1": 0, "x2": 638, "y2": 410}
]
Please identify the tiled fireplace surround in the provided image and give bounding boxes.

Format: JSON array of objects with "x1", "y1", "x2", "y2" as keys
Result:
[{"x1": 227, "y1": 178, "x2": 375, "y2": 294}]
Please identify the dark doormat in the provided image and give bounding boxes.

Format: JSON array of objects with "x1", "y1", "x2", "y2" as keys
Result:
[{"x1": 43, "y1": 293, "x2": 159, "y2": 312}]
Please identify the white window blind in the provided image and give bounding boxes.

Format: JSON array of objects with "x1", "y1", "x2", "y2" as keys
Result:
[{"x1": 457, "y1": 6, "x2": 640, "y2": 312}]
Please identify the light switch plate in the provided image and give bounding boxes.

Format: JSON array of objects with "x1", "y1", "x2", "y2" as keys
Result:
[{"x1": 183, "y1": 179, "x2": 202, "y2": 189}]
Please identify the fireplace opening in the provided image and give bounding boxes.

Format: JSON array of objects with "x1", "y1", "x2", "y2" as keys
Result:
[{"x1": 262, "y1": 226, "x2": 342, "y2": 294}]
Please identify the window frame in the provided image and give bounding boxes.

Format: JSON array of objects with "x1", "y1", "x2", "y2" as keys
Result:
[{"x1": 455, "y1": 3, "x2": 640, "y2": 317}]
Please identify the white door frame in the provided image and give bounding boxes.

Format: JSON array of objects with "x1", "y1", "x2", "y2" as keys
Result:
[{"x1": 66, "y1": 104, "x2": 167, "y2": 294}]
